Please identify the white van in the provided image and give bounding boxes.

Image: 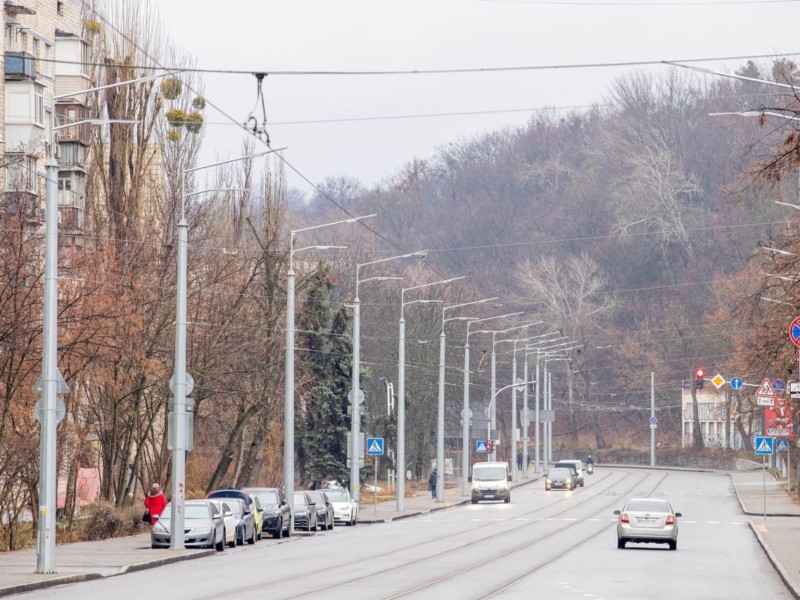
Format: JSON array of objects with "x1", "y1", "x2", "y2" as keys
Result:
[{"x1": 469, "y1": 461, "x2": 511, "y2": 504}]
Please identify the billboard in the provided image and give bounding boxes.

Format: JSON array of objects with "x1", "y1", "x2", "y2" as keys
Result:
[{"x1": 765, "y1": 397, "x2": 794, "y2": 437}]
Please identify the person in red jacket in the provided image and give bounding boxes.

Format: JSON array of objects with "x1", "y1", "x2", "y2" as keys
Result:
[{"x1": 144, "y1": 483, "x2": 167, "y2": 526}]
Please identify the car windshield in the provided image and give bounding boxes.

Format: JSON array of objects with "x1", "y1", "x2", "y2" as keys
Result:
[
  {"x1": 294, "y1": 494, "x2": 308, "y2": 506},
  {"x1": 549, "y1": 469, "x2": 572, "y2": 477},
  {"x1": 252, "y1": 490, "x2": 279, "y2": 506},
  {"x1": 308, "y1": 492, "x2": 325, "y2": 503},
  {"x1": 159, "y1": 503, "x2": 210, "y2": 520},
  {"x1": 325, "y1": 489, "x2": 350, "y2": 502},
  {"x1": 625, "y1": 499, "x2": 671, "y2": 513},
  {"x1": 228, "y1": 502, "x2": 244, "y2": 517},
  {"x1": 555, "y1": 463, "x2": 577, "y2": 472},
  {"x1": 473, "y1": 467, "x2": 506, "y2": 481}
]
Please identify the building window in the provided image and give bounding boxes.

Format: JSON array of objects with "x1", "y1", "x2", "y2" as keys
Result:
[
  {"x1": 33, "y1": 84, "x2": 44, "y2": 125},
  {"x1": 44, "y1": 44, "x2": 53, "y2": 77},
  {"x1": 57, "y1": 1, "x2": 64, "y2": 15},
  {"x1": 6, "y1": 154, "x2": 36, "y2": 193}
]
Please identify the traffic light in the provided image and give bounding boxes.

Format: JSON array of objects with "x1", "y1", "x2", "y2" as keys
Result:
[
  {"x1": 695, "y1": 368, "x2": 705, "y2": 389},
  {"x1": 486, "y1": 440, "x2": 494, "y2": 452}
]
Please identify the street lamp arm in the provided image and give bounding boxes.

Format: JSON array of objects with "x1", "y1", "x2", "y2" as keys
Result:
[
  {"x1": 186, "y1": 149, "x2": 283, "y2": 173},
  {"x1": 358, "y1": 249, "x2": 428, "y2": 274},
  {"x1": 54, "y1": 70, "x2": 181, "y2": 100},
  {"x1": 292, "y1": 213, "x2": 376, "y2": 236},
  {"x1": 668, "y1": 62, "x2": 795, "y2": 91}
]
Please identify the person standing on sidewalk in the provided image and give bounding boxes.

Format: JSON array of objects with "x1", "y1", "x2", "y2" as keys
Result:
[
  {"x1": 428, "y1": 469, "x2": 437, "y2": 498},
  {"x1": 144, "y1": 483, "x2": 167, "y2": 526}
]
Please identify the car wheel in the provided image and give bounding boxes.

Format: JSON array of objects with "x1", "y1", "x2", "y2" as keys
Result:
[
  {"x1": 208, "y1": 531, "x2": 216, "y2": 550},
  {"x1": 471, "y1": 499, "x2": 478, "y2": 504},
  {"x1": 504, "y1": 496, "x2": 511, "y2": 504},
  {"x1": 237, "y1": 525, "x2": 244, "y2": 546},
  {"x1": 247, "y1": 526, "x2": 256, "y2": 544},
  {"x1": 257, "y1": 526, "x2": 262, "y2": 541},
  {"x1": 215, "y1": 530, "x2": 225, "y2": 551},
  {"x1": 283, "y1": 520, "x2": 290, "y2": 537},
  {"x1": 273, "y1": 518, "x2": 282, "y2": 539},
  {"x1": 669, "y1": 540, "x2": 677, "y2": 551},
  {"x1": 617, "y1": 538, "x2": 626, "y2": 549}
]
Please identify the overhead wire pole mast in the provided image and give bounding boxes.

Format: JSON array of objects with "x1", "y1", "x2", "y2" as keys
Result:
[
  {"x1": 37, "y1": 72, "x2": 173, "y2": 574},
  {"x1": 436, "y1": 297, "x2": 498, "y2": 503},
  {"x1": 171, "y1": 150, "x2": 275, "y2": 551},
  {"x1": 398, "y1": 276, "x2": 465, "y2": 510},
  {"x1": 351, "y1": 250, "x2": 428, "y2": 503},
  {"x1": 285, "y1": 215, "x2": 373, "y2": 534},
  {"x1": 461, "y1": 312, "x2": 523, "y2": 496}
]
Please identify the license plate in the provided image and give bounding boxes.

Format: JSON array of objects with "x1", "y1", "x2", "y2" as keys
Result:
[{"x1": 638, "y1": 517, "x2": 657, "y2": 524}]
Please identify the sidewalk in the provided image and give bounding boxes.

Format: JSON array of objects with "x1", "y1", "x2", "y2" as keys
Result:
[{"x1": 0, "y1": 470, "x2": 798, "y2": 598}]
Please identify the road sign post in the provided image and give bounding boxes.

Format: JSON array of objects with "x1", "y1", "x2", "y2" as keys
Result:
[{"x1": 755, "y1": 436, "x2": 774, "y2": 521}]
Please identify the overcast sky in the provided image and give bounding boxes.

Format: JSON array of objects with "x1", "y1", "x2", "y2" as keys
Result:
[{"x1": 155, "y1": 0, "x2": 800, "y2": 193}]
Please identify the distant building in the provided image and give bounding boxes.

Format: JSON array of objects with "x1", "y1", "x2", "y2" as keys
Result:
[{"x1": 680, "y1": 381, "x2": 753, "y2": 450}]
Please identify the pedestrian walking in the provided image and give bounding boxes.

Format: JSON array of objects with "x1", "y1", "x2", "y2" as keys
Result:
[
  {"x1": 428, "y1": 469, "x2": 437, "y2": 498},
  {"x1": 516, "y1": 451, "x2": 523, "y2": 471},
  {"x1": 144, "y1": 483, "x2": 167, "y2": 526}
]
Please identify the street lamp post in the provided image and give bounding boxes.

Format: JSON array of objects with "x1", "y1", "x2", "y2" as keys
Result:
[
  {"x1": 284, "y1": 215, "x2": 373, "y2": 533},
  {"x1": 397, "y1": 276, "x2": 464, "y2": 510},
  {"x1": 435, "y1": 297, "x2": 498, "y2": 502},
  {"x1": 540, "y1": 348, "x2": 580, "y2": 465},
  {"x1": 351, "y1": 250, "x2": 428, "y2": 502},
  {"x1": 170, "y1": 151, "x2": 275, "y2": 550},
  {"x1": 460, "y1": 312, "x2": 522, "y2": 495},
  {"x1": 36, "y1": 106, "x2": 156, "y2": 573}
]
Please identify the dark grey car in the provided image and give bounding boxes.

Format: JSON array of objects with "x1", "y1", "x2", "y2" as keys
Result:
[
  {"x1": 151, "y1": 500, "x2": 225, "y2": 550},
  {"x1": 293, "y1": 492, "x2": 318, "y2": 532},
  {"x1": 242, "y1": 487, "x2": 291, "y2": 538},
  {"x1": 305, "y1": 490, "x2": 334, "y2": 531}
]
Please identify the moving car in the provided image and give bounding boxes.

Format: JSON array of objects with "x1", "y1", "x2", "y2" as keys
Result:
[
  {"x1": 293, "y1": 492, "x2": 318, "y2": 532},
  {"x1": 242, "y1": 487, "x2": 291, "y2": 538},
  {"x1": 554, "y1": 460, "x2": 584, "y2": 487},
  {"x1": 305, "y1": 490, "x2": 334, "y2": 531},
  {"x1": 206, "y1": 499, "x2": 238, "y2": 548},
  {"x1": 545, "y1": 468, "x2": 576, "y2": 491},
  {"x1": 469, "y1": 461, "x2": 511, "y2": 504},
  {"x1": 323, "y1": 486, "x2": 359, "y2": 526},
  {"x1": 151, "y1": 500, "x2": 225, "y2": 550},
  {"x1": 207, "y1": 489, "x2": 264, "y2": 540},
  {"x1": 614, "y1": 498, "x2": 681, "y2": 550}
]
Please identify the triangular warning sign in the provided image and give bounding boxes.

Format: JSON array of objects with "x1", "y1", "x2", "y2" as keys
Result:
[
  {"x1": 756, "y1": 378, "x2": 775, "y2": 397},
  {"x1": 368, "y1": 439, "x2": 382, "y2": 453},
  {"x1": 757, "y1": 438, "x2": 772, "y2": 453},
  {"x1": 476, "y1": 441, "x2": 487, "y2": 452}
]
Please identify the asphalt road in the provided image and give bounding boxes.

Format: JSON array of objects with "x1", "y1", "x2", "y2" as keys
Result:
[{"x1": 16, "y1": 467, "x2": 792, "y2": 600}]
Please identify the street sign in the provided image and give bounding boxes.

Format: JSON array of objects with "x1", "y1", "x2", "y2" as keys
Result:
[
  {"x1": 649, "y1": 416, "x2": 658, "y2": 425},
  {"x1": 730, "y1": 377, "x2": 743, "y2": 390},
  {"x1": 711, "y1": 373, "x2": 725, "y2": 389},
  {"x1": 348, "y1": 389, "x2": 365, "y2": 405},
  {"x1": 772, "y1": 379, "x2": 786, "y2": 395},
  {"x1": 475, "y1": 440, "x2": 488, "y2": 453},
  {"x1": 730, "y1": 410, "x2": 740, "y2": 420},
  {"x1": 757, "y1": 396, "x2": 775, "y2": 407},
  {"x1": 755, "y1": 436, "x2": 774, "y2": 455},
  {"x1": 366, "y1": 437, "x2": 384, "y2": 456},
  {"x1": 649, "y1": 424, "x2": 657, "y2": 430},
  {"x1": 756, "y1": 378, "x2": 775, "y2": 397},
  {"x1": 776, "y1": 438, "x2": 790, "y2": 452},
  {"x1": 790, "y1": 316, "x2": 800, "y2": 348},
  {"x1": 540, "y1": 410, "x2": 555, "y2": 423},
  {"x1": 790, "y1": 381, "x2": 800, "y2": 399}
]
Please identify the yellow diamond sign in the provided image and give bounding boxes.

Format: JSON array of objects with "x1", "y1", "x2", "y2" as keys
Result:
[
  {"x1": 731, "y1": 410, "x2": 740, "y2": 420},
  {"x1": 711, "y1": 374, "x2": 725, "y2": 389}
]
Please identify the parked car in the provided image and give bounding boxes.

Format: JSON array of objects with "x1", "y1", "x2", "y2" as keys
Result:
[
  {"x1": 554, "y1": 460, "x2": 585, "y2": 487},
  {"x1": 323, "y1": 486, "x2": 359, "y2": 526},
  {"x1": 151, "y1": 500, "x2": 225, "y2": 551},
  {"x1": 242, "y1": 487, "x2": 291, "y2": 538},
  {"x1": 206, "y1": 499, "x2": 238, "y2": 548},
  {"x1": 293, "y1": 491, "x2": 318, "y2": 532},
  {"x1": 227, "y1": 498, "x2": 257, "y2": 545},
  {"x1": 304, "y1": 490, "x2": 334, "y2": 530},
  {"x1": 207, "y1": 489, "x2": 264, "y2": 540},
  {"x1": 614, "y1": 498, "x2": 681, "y2": 550},
  {"x1": 545, "y1": 468, "x2": 576, "y2": 491}
]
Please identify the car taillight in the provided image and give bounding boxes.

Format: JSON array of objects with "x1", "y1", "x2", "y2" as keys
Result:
[
  {"x1": 666, "y1": 515, "x2": 675, "y2": 525},
  {"x1": 620, "y1": 513, "x2": 629, "y2": 524}
]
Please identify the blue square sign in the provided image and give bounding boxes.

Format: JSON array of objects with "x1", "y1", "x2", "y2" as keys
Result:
[
  {"x1": 755, "y1": 436, "x2": 774, "y2": 455},
  {"x1": 366, "y1": 437, "x2": 384, "y2": 456}
]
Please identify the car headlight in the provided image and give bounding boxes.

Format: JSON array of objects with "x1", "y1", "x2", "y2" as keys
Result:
[
  {"x1": 545, "y1": 479, "x2": 552, "y2": 485},
  {"x1": 152, "y1": 523, "x2": 168, "y2": 534},
  {"x1": 266, "y1": 509, "x2": 280, "y2": 517},
  {"x1": 192, "y1": 526, "x2": 211, "y2": 534}
]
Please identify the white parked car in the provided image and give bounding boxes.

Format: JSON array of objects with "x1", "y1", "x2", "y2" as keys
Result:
[
  {"x1": 206, "y1": 499, "x2": 238, "y2": 548},
  {"x1": 323, "y1": 486, "x2": 359, "y2": 526}
]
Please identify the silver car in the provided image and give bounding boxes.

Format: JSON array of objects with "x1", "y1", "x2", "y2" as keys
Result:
[
  {"x1": 151, "y1": 500, "x2": 225, "y2": 550},
  {"x1": 323, "y1": 486, "x2": 359, "y2": 526},
  {"x1": 614, "y1": 498, "x2": 681, "y2": 550}
]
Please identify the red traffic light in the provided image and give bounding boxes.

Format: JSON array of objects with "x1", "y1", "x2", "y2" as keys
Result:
[{"x1": 695, "y1": 368, "x2": 705, "y2": 378}]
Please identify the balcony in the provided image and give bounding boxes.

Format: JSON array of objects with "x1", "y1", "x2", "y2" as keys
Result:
[{"x1": 5, "y1": 51, "x2": 36, "y2": 80}]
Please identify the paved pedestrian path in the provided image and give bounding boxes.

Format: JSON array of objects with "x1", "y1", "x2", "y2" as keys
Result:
[{"x1": 0, "y1": 468, "x2": 798, "y2": 598}]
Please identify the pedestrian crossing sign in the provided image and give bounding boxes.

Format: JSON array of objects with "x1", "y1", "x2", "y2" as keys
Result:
[
  {"x1": 777, "y1": 438, "x2": 790, "y2": 452},
  {"x1": 476, "y1": 440, "x2": 488, "y2": 453},
  {"x1": 366, "y1": 437, "x2": 384, "y2": 456},
  {"x1": 755, "y1": 436, "x2": 774, "y2": 455}
]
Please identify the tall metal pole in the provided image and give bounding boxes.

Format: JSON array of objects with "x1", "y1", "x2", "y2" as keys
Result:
[
  {"x1": 436, "y1": 328, "x2": 446, "y2": 502},
  {"x1": 650, "y1": 371, "x2": 656, "y2": 467},
  {"x1": 462, "y1": 337, "x2": 470, "y2": 495},
  {"x1": 547, "y1": 370, "x2": 553, "y2": 465},
  {"x1": 350, "y1": 294, "x2": 361, "y2": 501},
  {"x1": 535, "y1": 351, "x2": 541, "y2": 472},
  {"x1": 284, "y1": 262, "x2": 296, "y2": 533},
  {"x1": 511, "y1": 350, "x2": 518, "y2": 480},
  {"x1": 522, "y1": 356, "x2": 529, "y2": 478},
  {"x1": 490, "y1": 345, "x2": 497, "y2": 460},
  {"x1": 397, "y1": 314, "x2": 406, "y2": 509},
  {"x1": 36, "y1": 155, "x2": 60, "y2": 573},
  {"x1": 170, "y1": 172, "x2": 189, "y2": 551}
]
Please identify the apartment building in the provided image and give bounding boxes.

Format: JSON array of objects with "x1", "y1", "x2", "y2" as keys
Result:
[{"x1": 3, "y1": 0, "x2": 88, "y2": 245}]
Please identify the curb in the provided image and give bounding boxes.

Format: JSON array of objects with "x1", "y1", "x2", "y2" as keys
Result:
[
  {"x1": 121, "y1": 548, "x2": 217, "y2": 574},
  {"x1": 0, "y1": 573, "x2": 103, "y2": 598},
  {"x1": 728, "y1": 473, "x2": 800, "y2": 518},
  {"x1": 749, "y1": 521, "x2": 800, "y2": 600}
]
